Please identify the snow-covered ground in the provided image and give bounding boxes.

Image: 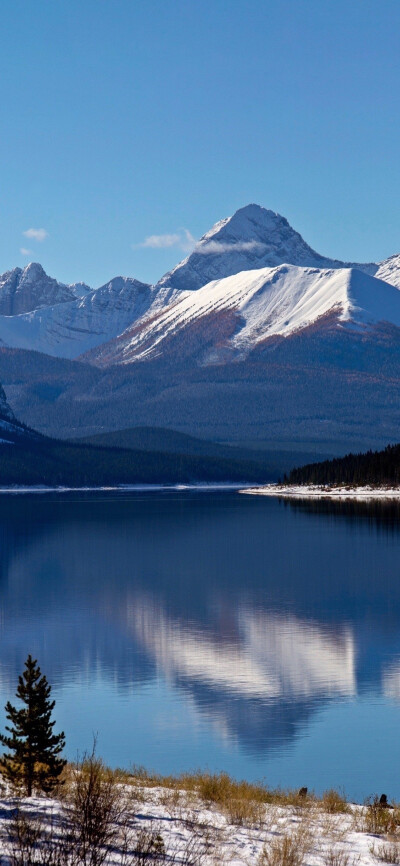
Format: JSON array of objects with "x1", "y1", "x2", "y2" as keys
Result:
[
  {"x1": 0, "y1": 783, "x2": 394, "y2": 865},
  {"x1": 242, "y1": 485, "x2": 400, "y2": 500}
]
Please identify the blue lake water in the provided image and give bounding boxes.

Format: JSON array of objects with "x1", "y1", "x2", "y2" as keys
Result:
[{"x1": 0, "y1": 490, "x2": 399, "y2": 803}]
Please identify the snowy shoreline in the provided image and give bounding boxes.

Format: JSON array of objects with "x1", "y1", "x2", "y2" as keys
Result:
[
  {"x1": 0, "y1": 782, "x2": 394, "y2": 865},
  {"x1": 241, "y1": 484, "x2": 400, "y2": 500}
]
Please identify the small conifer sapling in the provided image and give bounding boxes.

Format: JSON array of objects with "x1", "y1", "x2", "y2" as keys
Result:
[{"x1": 0, "y1": 654, "x2": 66, "y2": 796}]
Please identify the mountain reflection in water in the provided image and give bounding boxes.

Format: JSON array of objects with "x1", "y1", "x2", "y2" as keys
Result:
[{"x1": 0, "y1": 491, "x2": 399, "y2": 798}]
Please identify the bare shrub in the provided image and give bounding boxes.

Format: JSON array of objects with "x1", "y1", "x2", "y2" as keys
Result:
[
  {"x1": 258, "y1": 827, "x2": 311, "y2": 866},
  {"x1": 66, "y1": 747, "x2": 126, "y2": 866},
  {"x1": 157, "y1": 788, "x2": 197, "y2": 824},
  {"x1": 371, "y1": 841, "x2": 400, "y2": 863},
  {"x1": 2, "y1": 806, "x2": 72, "y2": 866},
  {"x1": 319, "y1": 809, "x2": 348, "y2": 842},
  {"x1": 125, "y1": 824, "x2": 166, "y2": 865},
  {"x1": 323, "y1": 845, "x2": 351, "y2": 866},
  {"x1": 169, "y1": 827, "x2": 211, "y2": 866}
]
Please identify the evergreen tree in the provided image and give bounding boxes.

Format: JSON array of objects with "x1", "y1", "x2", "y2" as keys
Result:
[{"x1": 0, "y1": 654, "x2": 66, "y2": 796}]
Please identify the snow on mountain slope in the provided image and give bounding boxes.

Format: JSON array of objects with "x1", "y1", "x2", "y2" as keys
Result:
[
  {"x1": 109, "y1": 264, "x2": 400, "y2": 364},
  {"x1": 156, "y1": 204, "x2": 376, "y2": 292},
  {"x1": 375, "y1": 254, "x2": 400, "y2": 289},
  {"x1": 0, "y1": 276, "x2": 152, "y2": 359},
  {"x1": 0, "y1": 263, "x2": 88, "y2": 315},
  {"x1": 0, "y1": 205, "x2": 396, "y2": 364}
]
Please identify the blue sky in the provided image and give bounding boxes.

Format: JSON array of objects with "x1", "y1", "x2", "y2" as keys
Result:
[{"x1": 1, "y1": 0, "x2": 399, "y2": 287}]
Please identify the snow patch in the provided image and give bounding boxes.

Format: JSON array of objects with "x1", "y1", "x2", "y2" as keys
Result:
[{"x1": 241, "y1": 484, "x2": 400, "y2": 500}]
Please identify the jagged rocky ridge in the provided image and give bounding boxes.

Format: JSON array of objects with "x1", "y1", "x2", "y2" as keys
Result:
[
  {"x1": 0, "y1": 204, "x2": 398, "y2": 361},
  {"x1": 0, "y1": 275, "x2": 153, "y2": 359},
  {"x1": 0, "y1": 205, "x2": 400, "y2": 454},
  {"x1": 0, "y1": 262, "x2": 90, "y2": 316}
]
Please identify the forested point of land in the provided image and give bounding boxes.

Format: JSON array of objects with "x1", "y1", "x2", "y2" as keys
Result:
[{"x1": 287, "y1": 443, "x2": 400, "y2": 487}]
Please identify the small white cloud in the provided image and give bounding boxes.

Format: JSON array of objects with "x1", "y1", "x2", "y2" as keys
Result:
[
  {"x1": 195, "y1": 240, "x2": 265, "y2": 255},
  {"x1": 139, "y1": 233, "x2": 182, "y2": 249},
  {"x1": 23, "y1": 228, "x2": 48, "y2": 242},
  {"x1": 180, "y1": 229, "x2": 197, "y2": 253},
  {"x1": 20, "y1": 247, "x2": 32, "y2": 256},
  {"x1": 134, "y1": 228, "x2": 197, "y2": 253}
]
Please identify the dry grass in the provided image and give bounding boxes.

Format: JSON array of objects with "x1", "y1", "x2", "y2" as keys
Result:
[
  {"x1": 362, "y1": 801, "x2": 400, "y2": 837},
  {"x1": 320, "y1": 790, "x2": 349, "y2": 815},
  {"x1": 129, "y1": 768, "x2": 314, "y2": 808},
  {"x1": 258, "y1": 826, "x2": 312, "y2": 866},
  {"x1": 322, "y1": 845, "x2": 351, "y2": 866},
  {"x1": 370, "y1": 840, "x2": 400, "y2": 863}
]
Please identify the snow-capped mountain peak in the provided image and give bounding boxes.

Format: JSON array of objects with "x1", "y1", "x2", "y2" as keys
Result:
[
  {"x1": 0, "y1": 262, "x2": 80, "y2": 315},
  {"x1": 155, "y1": 204, "x2": 376, "y2": 293},
  {"x1": 0, "y1": 274, "x2": 153, "y2": 359}
]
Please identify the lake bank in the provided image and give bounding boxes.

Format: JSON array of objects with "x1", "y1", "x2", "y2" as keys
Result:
[
  {"x1": 241, "y1": 483, "x2": 400, "y2": 500},
  {"x1": 0, "y1": 771, "x2": 393, "y2": 865}
]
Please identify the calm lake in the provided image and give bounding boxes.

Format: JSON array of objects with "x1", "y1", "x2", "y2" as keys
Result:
[{"x1": 0, "y1": 490, "x2": 399, "y2": 803}]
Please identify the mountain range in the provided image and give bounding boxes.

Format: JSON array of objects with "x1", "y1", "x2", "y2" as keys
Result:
[{"x1": 0, "y1": 204, "x2": 399, "y2": 454}]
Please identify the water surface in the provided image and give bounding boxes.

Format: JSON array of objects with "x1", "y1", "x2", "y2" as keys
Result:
[{"x1": 0, "y1": 491, "x2": 399, "y2": 802}]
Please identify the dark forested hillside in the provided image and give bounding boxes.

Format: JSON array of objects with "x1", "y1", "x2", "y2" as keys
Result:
[
  {"x1": 288, "y1": 443, "x2": 400, "y2": 487},
  {"x1": 1, "y1": 319, "x2": 400, "y2": 457},
  {"x1": 0, "y1": 437, "x2": 274, "y2": 487}
]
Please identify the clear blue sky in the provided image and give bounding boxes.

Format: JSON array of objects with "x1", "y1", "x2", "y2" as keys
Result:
[{"x1": 1, "y1": 0, "x2": 399, "y2": 287}]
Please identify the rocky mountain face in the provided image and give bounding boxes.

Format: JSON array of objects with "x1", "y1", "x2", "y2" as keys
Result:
[
  {"x1": 0, "y1": 275, "x2": 152, "y2": 360},
  {"x1": 0, "y1": 205, "x2": 396, "y2": 362},
  {"x1": 155, "y1": 204, "x2": 376, "y2": 292},
  {"x1": 0, "y1": 263, "x2": 90, "y2": 316},
  {"x1": 0, "y1": 205, "x2": 399, "y2": 453}
]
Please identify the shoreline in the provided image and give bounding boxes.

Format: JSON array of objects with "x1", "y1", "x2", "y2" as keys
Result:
[
  {"x1": 0, "y1": 481, "x2": 251, "y2": 495},
  {"x1": 0, "y1": 772, "x2": 391, "y2": 865},
  {"x1": 1, "y1": 481, "x2": 399, "y2": 500},
  {"x1": 241, "y1": 483, "x2": 400, "y2": 500}
]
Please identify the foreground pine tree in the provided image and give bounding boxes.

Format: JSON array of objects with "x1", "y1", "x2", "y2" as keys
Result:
[{"x1": 0, "y1": 654, "x2": 66, "y2": 796}]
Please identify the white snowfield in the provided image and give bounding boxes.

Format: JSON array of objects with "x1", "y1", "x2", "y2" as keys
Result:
[
  {"x1": 0, "y1": 205, "x2": 399, "y2": 361},
  {"x1": 242, "y1": 485, "x2": 400, "y2": 500},
  {"x1": 116, "y1": 264, "x2": 400, "y2": 363},
  {"x1": 0, "y1": 785, "x2": 393, "y2": 865},
  {"x1": 0, "y1": 276, "x2": 153, "y2": 360}
]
